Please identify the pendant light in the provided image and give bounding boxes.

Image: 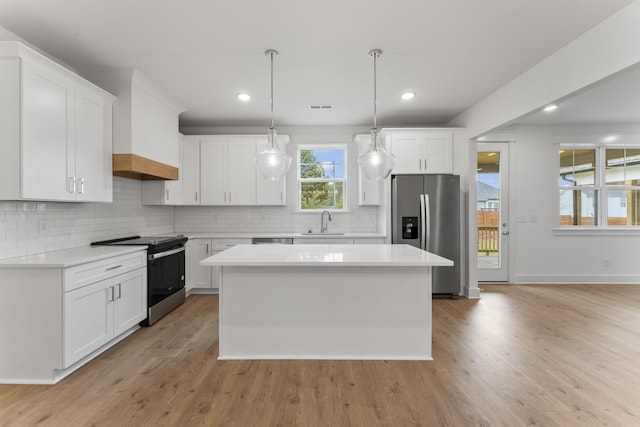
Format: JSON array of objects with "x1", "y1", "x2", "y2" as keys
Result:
[
  {"x1": 358, "y1": 49, "x2": 396, "y2": 180},
  {"x1": 255, "y1": 49, "x2": 292, "y2": 181}
]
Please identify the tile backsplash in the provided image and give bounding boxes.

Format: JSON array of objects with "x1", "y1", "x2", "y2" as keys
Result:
[
  {"x1": 0, "y1": 177, "x2": 381, "y2": 261},
  {"x1": 174, "y1": 205, "x2": 379, "y2": 234},
  {"x1": 0, "y1": 177, "x2": 174, "y2": 260}
]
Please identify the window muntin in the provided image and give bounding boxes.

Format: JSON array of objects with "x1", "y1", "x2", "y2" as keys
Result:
[
  {"x1": 558, "y1": 144, "x2": 640, "y2": 228},
  {"x1": 298, "y1": 146, "x2": 347, "y2": 211}
]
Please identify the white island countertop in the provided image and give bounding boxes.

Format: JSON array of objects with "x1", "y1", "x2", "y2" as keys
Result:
[{"x1": 201, "y1": 244, "x2": 453, "y2": 267}]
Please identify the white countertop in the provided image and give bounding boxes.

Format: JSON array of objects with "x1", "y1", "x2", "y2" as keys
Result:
[
  {"x1": 0, "y1": 246, "x2": 146, "y2": 269},
  {"x1": 200, "y1": 244, "x2": 453, "y2": 267},
  {"x1": 179, "y1": 232, "x2": 386, "y2": 239}
]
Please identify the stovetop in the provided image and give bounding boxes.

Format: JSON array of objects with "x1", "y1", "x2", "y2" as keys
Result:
[{"x1": 91, "y1": 235, "x2": 188, "y2": 252}]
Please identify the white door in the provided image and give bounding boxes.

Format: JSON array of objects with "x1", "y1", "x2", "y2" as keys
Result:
[
  {"x1": 200, "y1": 139, "x2": 227, "y2": 204},
  {"x1": 181, "y1": 137, "x2": 201, "y2": 204},
  {"x1": 113, "y1": 268, "x2": 147, "y2": 336},
  {"x1": 256, "y1": 136, "x2": 286, "y2": 205},
  {"x1": 227, "y1": 139, "x2": 256, "y2": 205},
  {"x1": 477, "y1": 142, "x2": 510, "y2": 282},
  {"x1": 63, "y1": 279, "x2": 113, "y2": 367},
  {"x1": 75, "y1": 85, "x2": 111, "y2": 202},
  {"x1": 388, "y1": 134, "x2": 423, "y2": 173},
  {"x1": 21, "y1": 59, "x2": 75, "y2": 201},
  {"x1": 186, "y1": 239, "x2": 212, "y2": 290}
]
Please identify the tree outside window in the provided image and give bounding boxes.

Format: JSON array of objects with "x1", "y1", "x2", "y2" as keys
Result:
[{"x1": 298, "y1": 147, "x2": 346, "y2": 211}]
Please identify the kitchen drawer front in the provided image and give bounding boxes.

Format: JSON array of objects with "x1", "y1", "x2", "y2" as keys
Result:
[
  {"x1": 211, "y1": 239, "x2": 251, "y2": 251},
  {"x1": 63, "y1": 251, "x2": 146, "y2": 292}
]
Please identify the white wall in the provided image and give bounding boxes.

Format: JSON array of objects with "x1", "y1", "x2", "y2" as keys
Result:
[
  {"x1": 0, "y1": 177, "x2": 174, "y2": 260},
  {"x1": 451, "y1": 2, "x2": 640, "y2": 293},
  {"x1": 507, "y1": 125, "x2": 640, "y2": 283}
]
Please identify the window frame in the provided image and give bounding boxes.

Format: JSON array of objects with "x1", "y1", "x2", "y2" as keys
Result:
[
  {"x1": 556, "y1": 142, "x2": 640, "y2": 230},
  {"x1": 296, "y1": 144, "x2": 348, "y2": 212}
]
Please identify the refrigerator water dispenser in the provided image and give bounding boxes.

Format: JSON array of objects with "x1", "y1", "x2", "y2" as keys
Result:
[{"x1": 402, "y1": 217, "x2": 419, "y2": 239}]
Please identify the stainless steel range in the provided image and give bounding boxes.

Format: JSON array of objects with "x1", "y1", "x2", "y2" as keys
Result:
[{"x1": 91, "y1": 235, "x2": 188, "y2": 325}]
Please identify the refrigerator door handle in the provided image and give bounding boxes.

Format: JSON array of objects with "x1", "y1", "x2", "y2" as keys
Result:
[
  {"x1": 424, "y1": 194, "x2": 431, "y2": 251},
  {"x1": 420, "y1": 194, "x2": 426, "y2": 250}
]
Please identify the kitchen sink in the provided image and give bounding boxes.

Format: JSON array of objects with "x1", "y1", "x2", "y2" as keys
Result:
[{"x1": 300, "y1": 232, "x2": 345, "y2": 236}]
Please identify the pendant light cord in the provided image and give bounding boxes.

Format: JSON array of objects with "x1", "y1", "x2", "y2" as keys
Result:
[
  {"x1": 270, "y1": 50, "x2": 275, "y2": 129},
  {"x1": 369, "y1": 49, "x2": 382, "y2": 129},
  {"x1": 373, "y1": 51, "x2": 377, "y2": 129}
]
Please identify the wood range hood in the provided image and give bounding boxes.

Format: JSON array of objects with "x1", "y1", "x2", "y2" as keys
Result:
[{"x1": 112, "y1": 153, "x2": 178, "y2": 180}]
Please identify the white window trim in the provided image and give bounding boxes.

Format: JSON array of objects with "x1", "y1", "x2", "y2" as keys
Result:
[
  {"x1": 297, "y1": 144, "x2": 348, "y2": 213},
  {"x1": 554, "y1": 142, "x2": 640, "y2": 232}
]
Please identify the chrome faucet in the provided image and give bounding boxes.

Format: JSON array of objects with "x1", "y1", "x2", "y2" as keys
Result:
[{"x1": 320, "y1": 210, "x2": 332, "y2": 233}]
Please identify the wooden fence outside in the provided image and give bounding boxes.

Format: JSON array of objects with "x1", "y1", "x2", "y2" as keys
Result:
[{"x1": 478, "y1": 210, "x2": 499, "y2": 255}]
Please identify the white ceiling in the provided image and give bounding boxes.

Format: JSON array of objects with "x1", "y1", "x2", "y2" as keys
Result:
[
  {"x1": 510, "y1": 63, "x2": 640, "y2": 126},
  {"x1": 0, "y1": 0, "x2": 635, "y2": 129}
]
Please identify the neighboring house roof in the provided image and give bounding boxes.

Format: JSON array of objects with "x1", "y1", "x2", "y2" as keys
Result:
[{"x1": 477, "y1": 181, "x2": 499, "y2": 202}]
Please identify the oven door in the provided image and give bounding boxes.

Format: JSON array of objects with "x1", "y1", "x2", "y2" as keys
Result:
[{"x1": 147, "y1": 246, "x2": 186, "y2": 307}]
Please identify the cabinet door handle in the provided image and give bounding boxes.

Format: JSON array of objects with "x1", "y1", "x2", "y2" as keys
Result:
[
  {"x1": 363, "y1": 191, "x2": 366, "y2": 201},
  {"x1": 115, "y1": 283, "x2": 121, "y2": 299},
  {"x1": 107, "y1": 286, "x2": 114, "y2": 302},
  {"x1": 280, "y1": 191, "x2": 283, "y2": 202},
  {"x1": 77, "y1": 178, "x2": 85, "y2": 194},
  {"x1": 106, "y1": 264, "x2": 123, "y2": 271},
  {"x1": 206, "y1": 243, "x2": 209, "y2": 254},
  {"x1": 195, "y1": 191, "x2": 198, "y2": 202},
  {"x1": 68, "y1": 177, "x2": 76, "y2": 193}
]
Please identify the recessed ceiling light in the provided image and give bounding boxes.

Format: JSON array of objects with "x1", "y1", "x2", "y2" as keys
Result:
[
  {"x1": 237, "y1": 93, "x2": 251, "y2": 102},
  {"x1": 543, "y1": 104, "x2": 558, "y2": 112},
  {"x1": 401, "y1": 92, "x2": 416, "y2": 100}
]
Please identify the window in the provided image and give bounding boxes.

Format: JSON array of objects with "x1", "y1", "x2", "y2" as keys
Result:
[
  {"x1": 557, "y1": 144, "x2": 640, "y2": 227},
  {"x1": 298, "y1": 146, "x2": 347, "y2": 211}
]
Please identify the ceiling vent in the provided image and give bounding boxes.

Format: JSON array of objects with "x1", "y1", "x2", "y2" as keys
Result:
[{"x1": 309, "y1": 104, "x2": 333, "y2": 110}]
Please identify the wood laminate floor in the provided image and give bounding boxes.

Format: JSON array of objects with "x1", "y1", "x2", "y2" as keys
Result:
[{"x1": 1, "y1": 284, "x2": 640, "y2": 426}]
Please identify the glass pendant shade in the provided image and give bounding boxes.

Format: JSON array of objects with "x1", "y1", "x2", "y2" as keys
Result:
[
  {"x1": 358, "y1": 127, "x2": 395, "y2": 180},
  {"x1": 256, "y1": 126, "x2": 292, "y2": 181},
  {"x1": 255, "y1": 48, "x2": 291, "y2": 181},
  {"x1": 358, "y1": 48, "x2": 395, "y2": 180}
]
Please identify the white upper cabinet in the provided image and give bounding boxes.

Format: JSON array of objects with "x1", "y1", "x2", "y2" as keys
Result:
[
  {"x1": 0, "y1": 42, "x2": 114, "y2": 202},
  {"x1": 142, "y1": 133, "x2": 184, "y2": 205},
  {"x1": 154, "y1": 134, "x2": 290, "y2": 206},
  {"x1": 256, "y1": 135, "x2": 289, "y2": 206},
  {"x1": 355, "y1": 134, "x2": 384, "y2": 205},
  {"x1": 201, "y1": 136, "x2": 256, "y2": 205},
  {"x1": 181, "y1": 136, "x2": 201, "y2": 205},
  {"x1": 384, "y1": 129, "x2": 455, "y2": 174}
]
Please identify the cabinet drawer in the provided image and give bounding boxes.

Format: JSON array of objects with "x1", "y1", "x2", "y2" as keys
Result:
[
  {"x1": 63, "y1": 251, "x2": 146, "y2": 292},
  {"x1": 211, "y1": 239, "x2": 251, "y2": 250}
]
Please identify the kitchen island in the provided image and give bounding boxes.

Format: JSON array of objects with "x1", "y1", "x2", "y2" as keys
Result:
[{"x1": 201, "y1": 244, "x2": 453, "y2": 360}]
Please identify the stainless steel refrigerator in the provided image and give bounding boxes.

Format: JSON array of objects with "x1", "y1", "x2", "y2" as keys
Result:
[{"x1": 391, "y1": 174, "x2": 460, "y2": 295}]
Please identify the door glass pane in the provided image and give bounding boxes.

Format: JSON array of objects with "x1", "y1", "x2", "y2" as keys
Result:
[
  {"x1": 608, "y1": 189, "x2": 640, "y2": 225},
  {"x1": 477, "y1": 151, "x2": 501, "y2": 269},
  {"x1": 559, "y1": 189, "x2": 598, "y2": 225}
]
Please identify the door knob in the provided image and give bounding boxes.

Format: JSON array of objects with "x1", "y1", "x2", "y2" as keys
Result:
[{"x1": 502, "y1": 231, "x2": 510, "y2": 235}]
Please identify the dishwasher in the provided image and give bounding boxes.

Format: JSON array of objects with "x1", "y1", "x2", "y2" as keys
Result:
[{"x1": 251, "y1": 238, "x2": 293, "y2": 244}]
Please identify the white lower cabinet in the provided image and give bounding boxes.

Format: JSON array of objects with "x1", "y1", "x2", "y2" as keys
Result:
[
  {"x1": 186, "y1": 239, "x2": 212, "y2": 291},
  {"x1": 187, "y1": 238, "x2": 251, "y2": 293},
  {"x1": 64, "y1": 268, "x2": 146, "y2": 367},
  {"x1": 0, "y1": 249, "x2": 146, "y2": 384}
]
